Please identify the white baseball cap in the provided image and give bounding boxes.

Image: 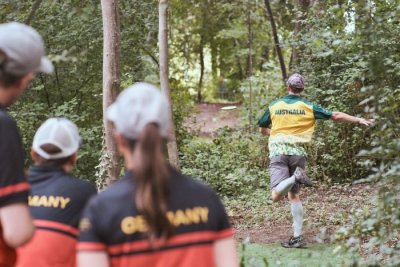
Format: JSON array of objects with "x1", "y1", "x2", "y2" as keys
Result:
[
  {"x1": 0, "y1": 22, "x2": 53, "y2": 75},
  {"x1": 32, "y1": 118, "x2": 82, "y2": 160},
  {"x1": 107, "y1": 82, "x2": 171, "y2": 139}
]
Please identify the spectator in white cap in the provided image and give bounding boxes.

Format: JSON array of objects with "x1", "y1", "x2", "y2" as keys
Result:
[
  {"x1": 78, "y1": 83, "x2": 238, "y2": 267},
  {"x1": 16, "y1": 118, "x2": 96, "y2": 267},
  {"x1": 0, "y1": 22, "x2": 53, "y2": 266}
]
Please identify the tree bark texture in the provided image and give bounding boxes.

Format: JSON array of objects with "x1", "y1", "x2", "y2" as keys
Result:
[
  {"x1": 159, "y1": 0, "x2": 181, "y2": 170},
  {"x1": 101, "y1": 0, "x2": 121, "y2": 186},
  {"x1": 264, "y1": 0, "x2": 287, "y2": 85}
]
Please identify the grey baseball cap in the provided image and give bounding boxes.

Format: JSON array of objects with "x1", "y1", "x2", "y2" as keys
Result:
[
  {"x1": 0, "y1": 22, "x2": 53, "y2": 75},
  {"x1": 107, "y1": 82, "x2": 171, "y2": 140},
  {"x1": 287, "y1": 73, "x2": 305, "y2": 89}
]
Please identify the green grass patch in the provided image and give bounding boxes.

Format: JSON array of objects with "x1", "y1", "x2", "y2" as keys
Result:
[{"x1": 240, "y1": 243, "x2": 358, "y2": 267}]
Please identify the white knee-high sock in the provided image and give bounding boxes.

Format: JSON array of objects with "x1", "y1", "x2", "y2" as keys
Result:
[
  {"x1": 275, "y1": 176, "x2": 295, "y2": 196},
  {"x1": 291, "y1": 201, "x2": 304, "y2": 238}
]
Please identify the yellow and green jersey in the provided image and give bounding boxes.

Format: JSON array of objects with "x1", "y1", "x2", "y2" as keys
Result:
[{"x1": 258, "y1": 95, "x2": 332, "y2": 158}]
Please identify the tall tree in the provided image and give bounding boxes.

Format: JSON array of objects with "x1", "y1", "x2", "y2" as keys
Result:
[
  {"x1": 291, "y1": 0, "x2": 312, "y2": 68},
  {"x1": 264, "y1": 0, "x2": 287, "y2": 85},
  {"x1": 101, "y1": 0, "x2": 121, "y2": 186},
  {"x1": 159, "y1": 0, "x2": 181, "y2": 170},
  {"x1": 247, "y1": 0, "x2": 254, "y2": 127},
  {"x1": 25, "y1": 0, "x2": 43, "y2": 25},
  {"x1": 198, "y1": 35, "x2": 205, "y2": 103}
]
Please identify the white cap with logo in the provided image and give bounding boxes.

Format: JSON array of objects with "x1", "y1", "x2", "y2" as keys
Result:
[
  {"x1": 32, "y1": 118, "x2": 82, "y2": 160},
  {"x1": 107, "y1": 82, "x2": 171, "y2": 139},
  {"x1": 0, "y1": 22, "x2": 53, "y2": 75}
]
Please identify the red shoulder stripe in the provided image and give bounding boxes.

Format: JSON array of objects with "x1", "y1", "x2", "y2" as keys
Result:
[
  {"x1": 108, "y1": 229, "x2": 234, "y2": 255},
  {"x1": 0, "y1": 182, "x2": 30, "y2": 197},
  {"x1": 77, "y1": 242, "x2": 107, "y2": 251},
  {"x1": 34, "y1": 220, "x2": 79, "y2": 236},
  {"x1": 110, "y1": 244, "x2": 214, "y2": 266},
  {"x1": 214, "y1": 228, "x2": 234, "y2": 240}
]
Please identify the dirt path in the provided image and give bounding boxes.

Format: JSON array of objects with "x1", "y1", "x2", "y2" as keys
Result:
[
  {"x1": 232, "y1": 183, "x2": 376, "y2": 244},
  {"x1": 184, "y1": 103, "x2": 241, "y2": 137}
]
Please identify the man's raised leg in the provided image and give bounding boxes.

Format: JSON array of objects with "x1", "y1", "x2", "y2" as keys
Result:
[{"x1": 271, "y1": 167, "x2": 312, "y2": 202}]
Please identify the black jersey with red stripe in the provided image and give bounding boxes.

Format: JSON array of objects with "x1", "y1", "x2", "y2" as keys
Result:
[
  {"x1": 78, "y1": 170, "x2": 233, "y2": 267},
  {"x1": 0, "y1": 107, "x2": 30, "y2": 267},
  {"x1": 17, "y1": 165, "x2": 97, "y2": 267}
]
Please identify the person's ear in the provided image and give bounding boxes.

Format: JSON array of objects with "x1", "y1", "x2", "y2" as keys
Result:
[
  {"x1": 30, "y1": 149, "x2": 37, "y2": 161},
  {"x1": 19, "y1": 72, "x2": 35, "y2": 90},
  {"x1": 70, "y1": 152, "x2": 78, "y2": 166},
  {"x1": 114, "y1": 132, "x2": 129, "y2": 154}
]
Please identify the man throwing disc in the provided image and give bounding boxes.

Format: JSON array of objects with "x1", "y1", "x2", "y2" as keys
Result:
[{"x1": 258, "y1": 73, "x2": 374, "y2": 248}]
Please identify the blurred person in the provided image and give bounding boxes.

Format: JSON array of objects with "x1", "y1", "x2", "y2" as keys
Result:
[
  {"x1": 78, "y1": 83, "x2": 239, "y2": 267},
  {"x1": 0, "y1": 22, "x2": 53, "y2": 266}
]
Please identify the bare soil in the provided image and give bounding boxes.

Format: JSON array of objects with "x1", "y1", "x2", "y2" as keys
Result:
[
  {"x1": 232, "y1": 183, "x2": 375, "y2": 244},
  {"x1": 184, "y1": 103, "x2": 241, "y2": 137}
]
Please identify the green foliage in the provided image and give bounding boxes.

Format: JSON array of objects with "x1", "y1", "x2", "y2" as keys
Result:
[
  {"x1": 0, "y1": 1, "x2": 160, "y2": 182},
  {"x1": 240, "y1": 243, "x2": 355, "y2": 267},
  {"x1": 304, "y1": 1, "x2": 400, "y2": 266},
  {"x1": 170, "y1": 79, "x2": 195, "y2": 147},
  {"x1": 181, "y1": 128, "x2": 268, "y2": 199},
  {"x1": 169, "y1": 0, "x2": 281, "y2": 102}
]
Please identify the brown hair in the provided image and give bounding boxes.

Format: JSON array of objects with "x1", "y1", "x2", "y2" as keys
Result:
[
  {"x1": 0, "y1": 50, "x2": 24, "y2": 88},
  {"x1": 131, "y1": 123, "x2": 174, "y2": 243},
  {"x1": 289, "y1": 85, "x2": 304, "y2": 94},
  {"x1": 33, "y1": 144, "x2": 74, "y2": 167}
]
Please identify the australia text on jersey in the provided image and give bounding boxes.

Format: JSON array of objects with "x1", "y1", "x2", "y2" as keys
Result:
[
  {"x1": 275, "y1": 109, "x2": 306, "y2": 115},
  {"x1": 121, "y1": 206, "x2": 209, "y2": 235}
]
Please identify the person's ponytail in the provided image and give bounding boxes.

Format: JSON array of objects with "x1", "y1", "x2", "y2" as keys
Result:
[{"x1": 133, "y1": 123, "x2": 174, "y2": 243}]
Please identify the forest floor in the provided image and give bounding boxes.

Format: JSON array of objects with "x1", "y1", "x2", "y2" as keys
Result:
[{"x1": 187, "y1": 103, "x2": 375, "y2": 266}]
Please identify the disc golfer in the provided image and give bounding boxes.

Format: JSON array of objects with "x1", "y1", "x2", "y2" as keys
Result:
[{"x1": 258, "y1": 73, "x2": 374, "y2": 248}]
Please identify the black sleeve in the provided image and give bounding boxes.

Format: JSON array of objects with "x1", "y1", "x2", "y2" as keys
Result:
[
  {"x1": 208, "y1": 190, "x2": 233, "y2": 240},
  {"x1": 77, "y1": 196, "x2": 107, "y2": 252},
  {"x1": 0, "y1": 115, "x2": 29, "y2": 208},
  {"x1": 69, "y1": 181, "x2": 98, "y2": 228}
]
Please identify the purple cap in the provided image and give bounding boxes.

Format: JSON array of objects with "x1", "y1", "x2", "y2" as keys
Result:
[{"x1": 287, "y1": 73, "x2": 304, "y2": 89}]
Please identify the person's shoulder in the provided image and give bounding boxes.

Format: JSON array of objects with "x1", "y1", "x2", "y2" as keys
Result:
[
  {"x1": 83, "y1": 177, "x2": 131, "y2": 215},
  {"x1": 94, "y1": 176, "x2": 132, "y2": 201},
  {"x1": 61, "y1": 174, "x2": 97, "y2": 195},
  {"x1": 174, "y1": 171, "x2": 218, "y2": 198},
  {"x1": 298, "y1": 96, "x2": 316, "y2": 107},
  {"x1": 0, "y1": 110, "x2": 17, "y2": 128},
  {"x1": 268, "y1": 96, "x2": 285, "y2": 107}
]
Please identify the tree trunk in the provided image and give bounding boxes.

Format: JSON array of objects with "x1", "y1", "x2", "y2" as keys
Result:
[
  {"x1": 159, "y1": 0, "x2": 181, "y2": 170},
  {"x1": 198, "y1": 36, "x2": 205, "y2": 103},
  {"x1": 101, "y1": 0, "x2": 121, "y2": 186},
  {"x1": 247, "y1": 4, "x2": 254, "y2": 128},
  {"x1": 210, "y1": 41, "x2": 218, "y2": 83},
  {"x1": 259, "y1": 46, "x2": 270, "y2": 71},
  {"x1": 291, "y1": 0, "x2": 311, "y2": 69},
  {"x1": 25, "y1": 0, "x2": 43, "y2": 25},
  {"x1": 291, "y1": 20, "x2": 301, "y2": 68},
  {"x1": 234, "y1": 40, "x2": 244, "y2": 80},
  {"x1": 264, "y1": 0, "x2": 287, "y2": 85}
]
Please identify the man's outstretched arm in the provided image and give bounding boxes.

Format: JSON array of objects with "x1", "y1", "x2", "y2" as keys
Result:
[{"x1": 331, "y1": 112, "x2": 374, "y2": 126}]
